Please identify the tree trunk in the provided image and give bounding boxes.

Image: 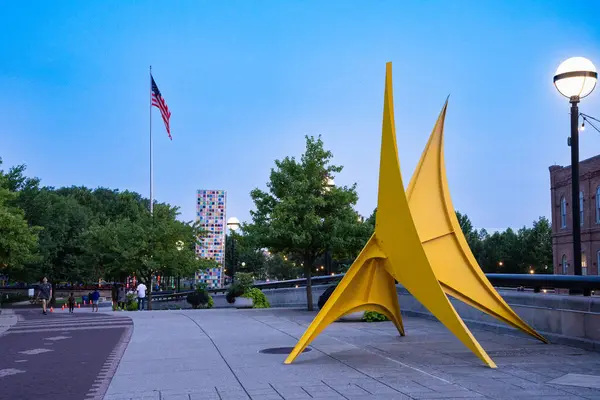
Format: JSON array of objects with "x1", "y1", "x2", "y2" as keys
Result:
[{"x1": 304, "y1": 260, "x2": 313, "y2": 311}]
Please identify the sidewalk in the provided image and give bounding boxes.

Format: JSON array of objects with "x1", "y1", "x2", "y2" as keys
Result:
[{"x1": 104, "y1": 308, "x2": 600, "y2": 400}]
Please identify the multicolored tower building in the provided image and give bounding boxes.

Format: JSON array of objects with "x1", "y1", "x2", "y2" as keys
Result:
[{"x1": 195, "y1": 189, "x2": 226, "y2": 288}]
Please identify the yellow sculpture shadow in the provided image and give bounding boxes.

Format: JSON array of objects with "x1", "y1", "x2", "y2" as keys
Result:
[{"x1": 284, "y1": 62, "x2": 546, "y2": 369}]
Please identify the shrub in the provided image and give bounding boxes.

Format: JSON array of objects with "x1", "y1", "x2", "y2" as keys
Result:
[
  {"x1": 226, "y1": 282, "x2": 245, "y2": 304},
  {"x1": 362, "y1": 311, "x2": 388, "y2": 322},
  {"x1": 207, "y1": 295, "x2": 214, "y2": 309},
  {"x1": 242, "y1": 288, "x2": 270, "y2": 308},
  {"x1": 187, "y1": 286, "x2": 212, "y2": 309},
  {"x1": 234, "y1": 272, "x2": 254, "y2": 292},
  {"x1": 126, "y1": 299, "x2": 138, "y2": 311},
  {"x1": 125, "y1": 292, "x2": 138, "y2": 311}
]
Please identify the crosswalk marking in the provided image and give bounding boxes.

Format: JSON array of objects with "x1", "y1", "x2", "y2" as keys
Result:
[
  {"x1": 19, "y1": 348, "x2": 53, "y2": 355},
  {"x1": 7, "y1": 312, "x2": 132, "y2": 335},
  {"x1": 0, "y1": 369, "x2": 26, "y2": 378}
]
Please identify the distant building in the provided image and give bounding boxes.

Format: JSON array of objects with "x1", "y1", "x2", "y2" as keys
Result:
[
  {"x1": 549, "y1": 155, "x2": 600, "y2": 275},
  {"x1": 195, "y1": 189, "x2": 227, "y2": 288}
]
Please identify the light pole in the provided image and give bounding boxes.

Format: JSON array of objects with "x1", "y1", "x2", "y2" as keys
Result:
[
  {"x1": 324, "y1": 177, "x2": 335, "y2": 275},
  {"x1": 175, "y1": 240, "x2": 184, "y2": 292},
  {"x1": 554, "y1": 57, "x2": 597, "y2": 277},
  {"x1": 227, "y1": 217, "x2": 241, "y2": 284}
]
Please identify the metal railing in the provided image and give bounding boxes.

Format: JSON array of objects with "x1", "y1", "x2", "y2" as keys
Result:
[
  {"x1": 6, "y1": 273, "x2": 599, "y2": 304},
  {"x1": 244, "y1": 273, "x2": 600, "y2": 296}
]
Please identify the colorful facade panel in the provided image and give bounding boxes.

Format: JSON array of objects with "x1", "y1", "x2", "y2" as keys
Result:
[{"x1": 195, "y1": 189, "x2": 226, "y2": 288}]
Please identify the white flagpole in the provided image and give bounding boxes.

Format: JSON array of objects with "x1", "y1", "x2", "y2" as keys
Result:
[{"x1": 149, "y1": 65, "x2": 154, "y2": 215}]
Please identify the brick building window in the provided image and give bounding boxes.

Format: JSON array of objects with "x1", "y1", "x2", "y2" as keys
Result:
[
  {"x1": 561, "y1": 254, "x2": 568, "y2": 274},
  {"x1": 582, "y1": 252, "x2": 587, "y2": 276},
  {"x1": 560, "y1": 197, "x2": 567, "y2": 228},
  {"x1": 580, "y1": 191, "x2": 584, "y2": 226},
  {"x1": 596, "y1": 186, "x2": 600, "y2": 223}
]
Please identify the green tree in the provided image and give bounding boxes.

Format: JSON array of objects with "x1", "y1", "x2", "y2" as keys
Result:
[
  {"x1": 0, "y1": 161, "x2": 39, "y2": 273},
  {"x1": 18, "y1": 189, "x2": 94, "y2": 287},
  {"x1": 264, "y1": 253, "x2": 303, "y2": 281},
  {"x1": 85, "y1": 201, "x2": 211, "y2": 310},
  {"x1": 247, "y1": 135, "x2": 363, "y2": 310}
]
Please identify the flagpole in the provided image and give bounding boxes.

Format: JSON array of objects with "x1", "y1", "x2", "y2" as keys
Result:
[{"x1": 149, "y1": 65, "x2": 154, "y2": 216}]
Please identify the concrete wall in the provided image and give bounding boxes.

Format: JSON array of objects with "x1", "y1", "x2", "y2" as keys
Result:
[{"x1": 262, "y1": 285, "x2": 600, "y2": 351}]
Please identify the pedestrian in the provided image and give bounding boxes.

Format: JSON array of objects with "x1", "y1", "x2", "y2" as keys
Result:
[
  {"x1": 136, "y1": 282, "x2": 147, "y2": 311},
  {"x1": 117, "y1": 286, "x2": 126, "y2": 309},
  {"x1": 36, "y1": 277, "x2": 52, "y2": 315},
  {"x1": 67, "y1": 292, "x2": 76, "y2": 313},
  {"x1": 90, "y1": 287, "x2": 100, "y2": 312}
]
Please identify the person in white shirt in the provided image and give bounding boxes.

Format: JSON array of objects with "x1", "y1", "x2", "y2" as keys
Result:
[{"x1": 136, "y1": 283, "x2": 147, "y2": 310}]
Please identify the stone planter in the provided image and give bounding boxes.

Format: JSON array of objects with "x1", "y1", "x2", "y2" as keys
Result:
[{"x1": 234, "y1": 297, "x2": 254, "y2": 309}]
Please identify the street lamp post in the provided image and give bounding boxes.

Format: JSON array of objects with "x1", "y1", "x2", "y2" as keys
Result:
[
  {"x1": 175, "y1": 240, "x2": 184, "y2": 292},
  {"x1": 227, "y1": 217, "x2": 241, "y2": 284},
  {"x1": 554, "y1": 57, "x2": 597, "y2": 278},
  {"x1": 324, "y1": 177, "x2": 335, "y2": 275}
]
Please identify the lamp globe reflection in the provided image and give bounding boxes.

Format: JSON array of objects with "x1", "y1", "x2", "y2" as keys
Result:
[{"x1": 554, "y1": 57, "x2": 597, "y2": 99}]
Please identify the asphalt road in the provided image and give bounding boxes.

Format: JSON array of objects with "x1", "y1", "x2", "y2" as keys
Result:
[{"x1": 0, "y1": 309, "x2": 132, "y2": 400}]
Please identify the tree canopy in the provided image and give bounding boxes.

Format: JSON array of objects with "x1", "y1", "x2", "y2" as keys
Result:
[
  {"x1": 246, "y1": 136, "x2": 371, "y2": 310},
  {"x1": 0, "y1": 160, "x2": 212, "y2": 309}
]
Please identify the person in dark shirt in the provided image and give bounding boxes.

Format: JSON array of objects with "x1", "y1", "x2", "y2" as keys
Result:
[
  {"x1": 37, "y1": 277, "x2": 52, "y2": 315},
  {"x1": 90, "y1": 288, "x2": 100, "y2": 312},
  {"x1": 67, "y1": 292, "x2": 76, "y2": 313}
]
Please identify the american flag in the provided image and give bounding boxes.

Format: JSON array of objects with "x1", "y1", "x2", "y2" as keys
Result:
[{"x1": 151, "y1": 75, "x2": 172, "y2": 140}]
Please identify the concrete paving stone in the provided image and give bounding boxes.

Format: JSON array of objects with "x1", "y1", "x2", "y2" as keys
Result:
[
  {"x1": 344, "y1": 381, "x2": 404, "y2": 395},
  {"x1": 160, "y1": 394, "x2": 195, "y2": 400},
  {"x1": 360, "y1": 394, "x2": 413, "y2": 400},
  {"x1": 547, "y1": 384, "x2": 600, "y2": 398},
  {"x1": 246, "y1": 387, "x2": 279, "y2": 395},
  {"x1": 409, "y1": 392, "x2": 484, "y2": 399},
  {"x1": 480, "y1": 392, "x2": 586, "y2": 400},
  {"x1": 104, "y1": 393, "x2": 160, "y2": 400},
  {"x1": 188, "y1": 393, "x2": 221, "y2": 400},
  {"x1": 269, "y1": 384, "x2": 313, "y2": 399},
  {"x1": 218, "y1": 393, "x2": 251, "y2": 400}
]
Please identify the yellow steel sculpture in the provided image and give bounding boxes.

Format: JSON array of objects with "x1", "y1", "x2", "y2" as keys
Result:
[
  {"x1": 285, "y1": 62, "x2": 498, "y2": 368},
  {"x1": 406, "y1": 101, "x2": 548, "y2": 344}
]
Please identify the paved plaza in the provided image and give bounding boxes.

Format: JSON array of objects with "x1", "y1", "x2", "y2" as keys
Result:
[{"x1": 102, "y1": 308, "x2": 600, "y2": 400}]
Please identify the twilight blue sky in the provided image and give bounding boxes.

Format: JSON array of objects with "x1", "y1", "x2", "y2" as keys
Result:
[{"x1": 2, "y1": 1, "x2": 600, "y2": 232}]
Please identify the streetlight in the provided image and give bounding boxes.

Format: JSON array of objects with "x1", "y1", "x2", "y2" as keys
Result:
[
  {"x1": 227, "y1": 217, "x2": 241, "y2": 284},
  {"x1": 323, "y1": 176, "x2": 335, "y2": 274},
  {"x1": 175, "y1": 240, "x2": 184, "y2": 292},
  {"x1": 554, "y1": 57, "x2": 597, "y2": 276}
]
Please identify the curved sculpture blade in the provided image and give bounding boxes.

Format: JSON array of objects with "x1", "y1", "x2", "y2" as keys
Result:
[
  {"x1": 406, "y1": 101, "x2": 547, "y2": 344},
  {"x1": 373, "y1": 63, "x2": 496, "y2": 368}
]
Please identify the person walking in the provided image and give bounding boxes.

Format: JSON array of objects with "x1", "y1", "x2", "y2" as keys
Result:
[
  {"x1": 117, "y1": 286, "x2": 126, "y2": 310},
  {"x1": 136, "y1": 282, "x2": 147, "y2": 311},
  {"x1": 67, "y1": 292, "x2": 76, "y2": 313},
  {"x1": 90, "y1": 287, "x2": 100, "y2": 312},
  {"x1": 36, "y1": 277, "x2": 52, "y2": 315}
]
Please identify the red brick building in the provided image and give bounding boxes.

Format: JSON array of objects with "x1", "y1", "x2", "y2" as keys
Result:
[{"x1": 550, "y1": 155, "x2": 600, "y2": 275}]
